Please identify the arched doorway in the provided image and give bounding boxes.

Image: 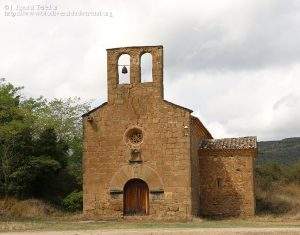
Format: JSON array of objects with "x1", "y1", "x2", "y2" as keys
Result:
[{"x1": 123, "y1": 178, "x2": 149, "y2": 215}]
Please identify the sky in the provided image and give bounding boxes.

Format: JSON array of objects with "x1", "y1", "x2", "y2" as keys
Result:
[{"x1": 1, "y1": 0, "x2": 300, "y2": 141}]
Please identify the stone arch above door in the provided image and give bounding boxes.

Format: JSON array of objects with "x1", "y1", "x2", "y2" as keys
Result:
[{"x1": 109, "y1": 164, "x2": 164, "y2": 193}]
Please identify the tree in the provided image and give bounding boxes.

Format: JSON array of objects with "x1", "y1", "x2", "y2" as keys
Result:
[
  {"x1": 0, "y1": 79, "x2": 33, "y2": 197},
  {"x1": 0, "y1": 79, "x2": 90, "y2": 207},
  {"x1": 22, "y1": 97, "x2": 90, "y2": 186}
]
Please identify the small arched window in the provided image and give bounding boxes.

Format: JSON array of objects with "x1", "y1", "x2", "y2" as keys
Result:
[
  {"x1": 118, "y1": 54, "x2": 130, "y2": 84},
  {"x1": 217, "y1": 178, "x2": 223, "y2": 188},
  {"x1": 141, "y1": 53, "x2": 152, "y2": 83}
]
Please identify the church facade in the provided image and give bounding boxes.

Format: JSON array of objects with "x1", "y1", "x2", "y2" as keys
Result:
[{"x1": 82, "y1": 46, "x2": 257, "y2": 219}]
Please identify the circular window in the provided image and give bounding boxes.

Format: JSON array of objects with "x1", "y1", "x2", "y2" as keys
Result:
[{"x1": 126, "y1": 128, "x2": 143, "y2": 145}]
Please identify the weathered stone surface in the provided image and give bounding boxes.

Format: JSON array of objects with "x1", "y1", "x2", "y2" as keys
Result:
[
  {"x1": 198, "y1": 148, "x2": 256, "y2": 217},
  {"x1": 82, "y1": 45, "x2": 256, "y2": 219}
]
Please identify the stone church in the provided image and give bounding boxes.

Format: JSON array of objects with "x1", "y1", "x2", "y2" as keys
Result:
[{"x1": 82, "y1": 46, "x2": 257, "y2": 219}]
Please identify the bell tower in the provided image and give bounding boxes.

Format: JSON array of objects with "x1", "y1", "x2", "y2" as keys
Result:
[{"x1": 106, "y1": 46, "x2": 164, "y2": 104}]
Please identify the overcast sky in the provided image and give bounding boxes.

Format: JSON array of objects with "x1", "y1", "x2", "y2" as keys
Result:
[{"x1": 1, "y1": 0, "x2": 300, "y2": 141}]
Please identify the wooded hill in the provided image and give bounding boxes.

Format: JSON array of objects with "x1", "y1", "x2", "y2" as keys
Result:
[{"x1": 257, "y1": 137, "x2": 300, "y2": 165}]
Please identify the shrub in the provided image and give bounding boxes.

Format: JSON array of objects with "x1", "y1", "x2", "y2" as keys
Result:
[
  {"x1": 285, "y1": 162, "x2": 300, "y2": 183},
  {"x1": 255, "y1": 161, "x2": 300, "y2": 216},
  {"x1": 0, "y1": 198, "x2": 58, "y2": 219},
  {"x1": 255, "y1": 163, "x2": 284, "y2": 191},
  {"x1": 256, "y1": 193, "x2": 292, "y2": 215},
  {"x1": 62, "y1": 191, "x2": 83, "y2": 212}
]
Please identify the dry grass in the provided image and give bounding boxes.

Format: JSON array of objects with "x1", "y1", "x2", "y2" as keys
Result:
[
  {"x1": 0, "y1": 198, "x2": 61, "y2": 219},
  {"x1": 277, "y1": 184, "x2": 300, "y2": 219},
  {"x1": 0, "y1": 194, "x2": 299, "y2": 232},
  {"x1": 0, "y1": 215, "x2": 299, "y2": 232},
  {"x1": 256, "y1": 183, "x2": 300, "y2": 216}
]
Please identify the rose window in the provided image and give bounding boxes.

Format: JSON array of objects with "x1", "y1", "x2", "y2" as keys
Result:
[{"x1": 126, "y1": 128, "x2": 143, "y2": 145}]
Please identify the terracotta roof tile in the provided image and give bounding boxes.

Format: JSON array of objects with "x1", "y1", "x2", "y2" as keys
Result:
[{"x1": 199, "y1": 136, "x2": 257, "y2": 150}]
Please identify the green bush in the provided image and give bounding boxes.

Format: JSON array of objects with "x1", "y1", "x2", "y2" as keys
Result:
[
  {"x1": 62, "y1": 191, "x2": 83, "y2": 212},
  {"x1": 255, "y1": 162, "x2": 284, "y2": 190},
  {"x1": 285, "y1": 162, "x2": 300, "y2": 183}
]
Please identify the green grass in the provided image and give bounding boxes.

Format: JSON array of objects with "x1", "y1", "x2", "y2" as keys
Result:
[{"x1": 1, "y1": 216, "x2": 300, "y2": 232}]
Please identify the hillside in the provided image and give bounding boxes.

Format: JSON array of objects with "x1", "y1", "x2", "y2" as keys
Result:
[{"x1": 257, "y1": 137, "x2": 300, "y2": 165}]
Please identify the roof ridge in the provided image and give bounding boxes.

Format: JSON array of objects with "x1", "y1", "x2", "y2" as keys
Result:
[
  {"x1": 199, "y1": 136, "x2": 257, "y2": 150},
  {"x1": 82, "y1": 102, "x2": 108, "y2": 117}
]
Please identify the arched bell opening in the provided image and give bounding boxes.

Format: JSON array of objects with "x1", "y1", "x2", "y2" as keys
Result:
[
  {"x1": 118, "y1": 54, "x2": 130, "y2": 84},
  {"x1": 141, "y1": 52, "x2": 153, "y2": 83},
  {"x1": 123, "y1": 178, "x2": 149, "y2": 216}
]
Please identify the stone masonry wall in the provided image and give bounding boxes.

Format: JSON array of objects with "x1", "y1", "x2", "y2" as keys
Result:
[
  {"x1": 198, "y1": 149, "x2": 256, "y2": 217},
  {"x1": 83, "y1": 46, "x2": 194, "y2": 220},
  {"x1": 189, "y1": 117, "x2": 212, "y2": 216}
]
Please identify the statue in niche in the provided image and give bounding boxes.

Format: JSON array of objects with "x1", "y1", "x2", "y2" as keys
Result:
[{"x1": 129, "y1": 149, "x2": 142, "y2": 163}]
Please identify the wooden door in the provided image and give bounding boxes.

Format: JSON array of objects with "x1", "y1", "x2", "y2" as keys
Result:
[{"x1": 124, "y1": 179, "x2": 149, "y2": 215}]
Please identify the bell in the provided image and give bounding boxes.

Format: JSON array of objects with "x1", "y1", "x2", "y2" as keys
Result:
[{"x1": 121, "y1": 66, "x2": 128, "y2": 74}]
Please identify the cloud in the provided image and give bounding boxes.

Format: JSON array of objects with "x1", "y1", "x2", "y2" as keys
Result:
[
  {"x1": 164, "y1": 64, "x2": 300, "y2": 140},
  {"x1": 0, "y1": 0, "x2": 299, "y2": 140},
  {"x1": 163, "y1": 0, "x2": 300, "y2": 73}
]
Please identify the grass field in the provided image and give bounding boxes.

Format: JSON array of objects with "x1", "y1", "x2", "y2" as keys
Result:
[{"x1": 1, "y1": 215, "x2": 300, "y2": 232}]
